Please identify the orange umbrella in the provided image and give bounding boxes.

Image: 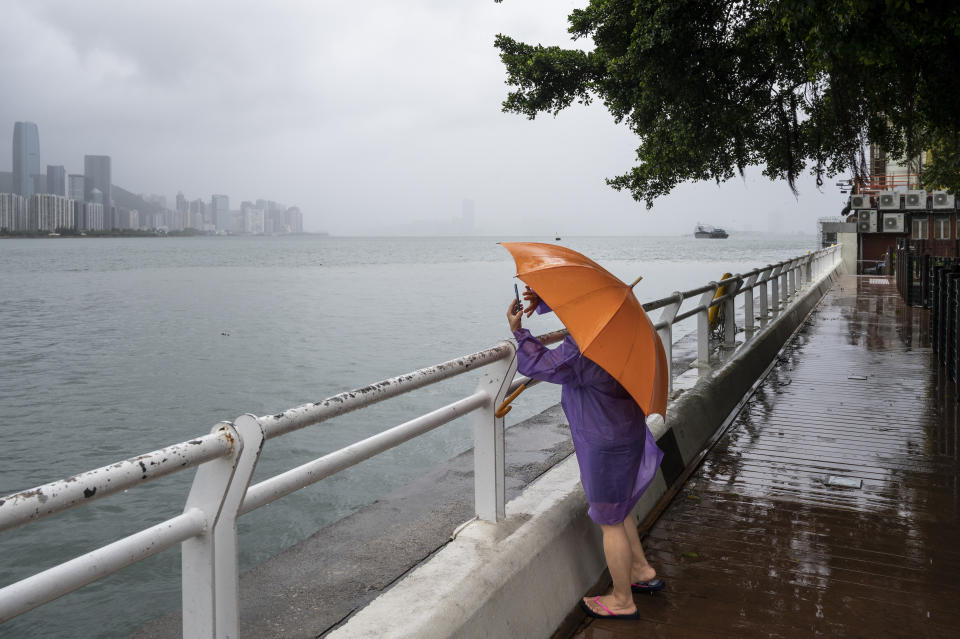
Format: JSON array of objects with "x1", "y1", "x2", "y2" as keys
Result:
[{"x1": 500, "y1": 242, "x2": 667, "y2": 419}]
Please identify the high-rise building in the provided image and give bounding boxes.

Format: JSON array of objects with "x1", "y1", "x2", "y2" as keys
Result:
[
  {"x1": 67, "y1": 174, "x2": 85, "y2": 201},
  {"x1": 0, "y1": 193, "x2": 27, "y2": 231},
  {"x1": 284, "y1": 206, "x2": 303, "y2": 233},
  {"x1": 12, "y1": 122, "x2": 40, "y2": 198},
  {"x1": 115, "y1": 207, "x2": 139, "y2": 230},
  {"x1": 241, "y1": 201, "x2": 265, "y2": 234},
  {"x1": 46, "y1": 165, "x2": 66, "y2": 196},
  {"x1": 84, "y1": 155, "x2": 112, "y2": 228},
  {"x1": 188, "y1": 198, "x2": 207, "y2": 229},
  {"x1": 31, "y1": 173, "x2": 46, "y2": 196},
  {"x1": 83, "y1": 201, "x2": 104, "y2": 231},
  {"x1": 29, "y1": 193, "x2": 73, "y2": 231},
  {"x1": 211, "y1": 194, "x2": 229, "y2": 232}
]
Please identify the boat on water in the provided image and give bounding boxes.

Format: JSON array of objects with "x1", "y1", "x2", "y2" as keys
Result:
[{"x1": 694, "y1": 223, "x2": 728, "y2": 239}]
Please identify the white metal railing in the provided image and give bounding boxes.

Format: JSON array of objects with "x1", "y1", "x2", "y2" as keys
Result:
[{"x1": 0, "y1": 244, "x2": 841, "y2": 636}]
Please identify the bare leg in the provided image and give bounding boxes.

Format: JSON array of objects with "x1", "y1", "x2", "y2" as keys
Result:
[
  {"x1": 623, "y1": 518, "x2": 657, "y2": 583},
  {"x1": 582, "y1": 522, "x2": 637, "y2": 616}
]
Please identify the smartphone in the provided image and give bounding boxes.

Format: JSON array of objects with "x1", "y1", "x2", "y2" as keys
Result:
[{"x1": 513, "y1": 283, "x2": 522, "y2": 313}]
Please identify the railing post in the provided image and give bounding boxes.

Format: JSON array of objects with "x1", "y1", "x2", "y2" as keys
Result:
[
  {"x1": 697, "y1": 283, "x2": 718, "y2": 370},
  {"x1": 780, "y1": 261, "x2": 790, "y2": 303},
  {"x1": 770, "y1": 266, "x2": 780, "y2": 314},
  {"x1": 780, "y1": 260, "x2": 794, "y2": 306},
  {"x1": 779, "y1": 262, "x2": 789, "y2": 306},
  {"x1": 182, "y1": 418, "x2": 264, "y2": 639},
  {"x1": 804, "y1": 255, "x2": 813, "y2": 285},
  {"x1": 657, "y1": 292, "x2": 683, "y2": 394},
  {"x1": 742, "y1": 272, "x2": 760, "y2": 331},
  {"x1": 473, "y1": 342, "x2": 518, "y2": 522},
  {"x1": 215, "y1": 414, "x2": 265, "y2": 638},
  {"x1": 759, "y1": 266, "x2": 771, "y2": 321},
  {"x1": 722, "y1": 276, "x2": 740, "y2": 348}
]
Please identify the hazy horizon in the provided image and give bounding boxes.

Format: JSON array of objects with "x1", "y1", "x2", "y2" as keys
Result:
[{"x1": 1, "y1": 1, "x2": 846, "y2": 236}]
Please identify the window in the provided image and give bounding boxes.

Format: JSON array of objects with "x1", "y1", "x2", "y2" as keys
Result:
[
  {"x1": 912, "y1": 217, "x2": 929, "y2": 240},
  {"x1": 934, "y1": 215, "x2": 951, "y2": 240}
]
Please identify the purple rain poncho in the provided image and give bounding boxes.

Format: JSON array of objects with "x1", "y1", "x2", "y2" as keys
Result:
[{"x1": 513, "y1": 324, "x2": 663, "y2": 526}]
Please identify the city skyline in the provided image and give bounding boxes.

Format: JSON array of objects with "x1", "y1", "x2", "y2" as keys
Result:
[
  {"x1": 0, "y1": 1, "x2": 841, "y2": 237},
  {"x1": 2, "y1": 120, "x2": 304, "y2": 234}
]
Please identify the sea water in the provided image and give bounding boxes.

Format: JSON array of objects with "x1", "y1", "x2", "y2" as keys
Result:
[{"x1": 0, "y1": 234, "x2": 815, "y2": 637}]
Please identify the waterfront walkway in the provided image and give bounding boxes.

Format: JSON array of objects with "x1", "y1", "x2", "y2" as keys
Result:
[{"x1": 565, "y1": 274, "x2": 960, "y2": 638}]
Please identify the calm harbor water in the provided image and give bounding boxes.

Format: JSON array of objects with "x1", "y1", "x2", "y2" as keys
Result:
[{"x1": 0, "y1": 234, "x2": 815, "y2": 638}]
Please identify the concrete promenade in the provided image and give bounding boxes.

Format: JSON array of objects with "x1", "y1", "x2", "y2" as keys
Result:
[{"x1": 567, "y1": 275, "x2": 960, "y2": 638}]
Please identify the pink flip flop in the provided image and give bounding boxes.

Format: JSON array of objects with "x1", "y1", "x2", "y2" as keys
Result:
[{"x1": 579, "y1": 596, "x2": 640, "y2": 620}]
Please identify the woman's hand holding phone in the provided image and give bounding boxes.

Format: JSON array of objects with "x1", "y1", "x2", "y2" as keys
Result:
[{"x1": 521, "y1": 286, "x2": 540, "y2": 317}]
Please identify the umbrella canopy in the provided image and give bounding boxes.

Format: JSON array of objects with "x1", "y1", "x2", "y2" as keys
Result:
[{"x1": 500, "y1": 241, "x2": 668, "y2": 418}]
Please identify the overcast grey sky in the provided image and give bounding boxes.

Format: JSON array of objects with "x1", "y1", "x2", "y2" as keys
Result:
[{"x1": 1, "y1": 0, "x2": 842, "y2": 235}]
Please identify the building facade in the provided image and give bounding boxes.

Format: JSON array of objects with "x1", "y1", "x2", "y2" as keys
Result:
[
  {"x1": 83, "y1": 201, "x2": 104, "y2": 231},
  {"x1": 12, "y1": 121, "x2": 40, "y2": 198},
  {"x1": 46, "y1": 165, "x2": 66, "y2": 196},
  {"x1": 284, "y1": 206, "x2": 303, "y2": 233},
  {"x1": 0, "y1": 192, "x2": 27, "y2": 231},
  {"x1": 211, "y1": 194, "x2": 229, "y2": 232},
  {"x1": 84, "y1": 155, "x2": 112, "y2": 228},
  {"x1": 29, "y1": 194, "x2": 73, "y2": 231},
  {"x1": 67, "y1": 174, "x2": 85, "y2": 201},
  {"x1": 187, "y1": 198, "x2": 207, "y2": 229}
]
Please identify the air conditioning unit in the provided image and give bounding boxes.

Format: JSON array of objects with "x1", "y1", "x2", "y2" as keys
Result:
[
  {"x1": 877, "y1": 191, "x2": 899, "y2": 210},
  {"x1": 857, "y1": 209, "x2": 877, "y2": 233},
  {"x1": 931, "y1": 190, "x2": 955, "y2": 210},
  {"x1": 904, "y1": 189, "x2": 927, "y2": 209},
  {"x1": 850, "y1": 194, "x2": 870, "y2": 209},
  {"x1": 882, "y1": 212, "x2": 904, "y2": 233}
]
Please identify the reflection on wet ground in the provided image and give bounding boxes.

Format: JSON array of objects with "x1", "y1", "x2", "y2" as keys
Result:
[{"x1": 567, "y1": 275, "x2": 959, "y2": 638}]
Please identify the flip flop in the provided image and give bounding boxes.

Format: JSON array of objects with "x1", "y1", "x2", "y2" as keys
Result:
[
  {"x1": 631, "y1": 578, "x2": 665, "y2": 593},
  {"x1": 579, "y1": 596, "x2": 640, "y2": 620}
]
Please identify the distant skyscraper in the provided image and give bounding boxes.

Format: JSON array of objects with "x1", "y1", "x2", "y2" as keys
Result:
[
  {"x1": 12, "y1": 122, "x2": 40, "y2": 198},
  {"x1": 68, "y1": 174, "x2": 85, "y2": 201},
  {"x1": 31, "y1": 173, "x2": 46, "y2": 195},
  {"x1": 284, "y1": 206, "x2": 303, "y2": 233},
  {"x1": 188, "y1": 198, "x2": 207, "y2": 229},
  {"x1": 211, "y1": 194, "x2": 229, "y2": 232},
  {"x1": 30, "y1": 193, "x2": 73, "y2": 231},
  {"x1": 46, "y1": 165, "x2": 66, "y2": 196},
  {"x1": 84, "y1": 155, "x2": 112, "y2": 228},
  {"x1": 83, "y1": 201, "x2": 104, "y2": 231},
  {"x1": 1, "y1": 193, "x2": 27, "y2": 231}
]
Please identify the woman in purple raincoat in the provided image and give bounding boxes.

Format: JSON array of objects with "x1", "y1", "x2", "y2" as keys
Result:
[{"x1": 507, "y1": 289, "x2": 665, "y2": 619}]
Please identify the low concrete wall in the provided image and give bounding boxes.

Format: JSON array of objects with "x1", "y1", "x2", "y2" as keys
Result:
[{"x1": 327, "y1": 265, "x2": 840, "y2": 639}]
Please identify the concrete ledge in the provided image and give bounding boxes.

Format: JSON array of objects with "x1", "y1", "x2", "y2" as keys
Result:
[{"x1": 327, "y1": 265, "x2": 840, "y2": 639}]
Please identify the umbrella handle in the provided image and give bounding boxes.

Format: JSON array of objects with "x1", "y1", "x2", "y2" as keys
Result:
[{"x1": 494, "y1": 383, "x2": 527, "y2": 418}]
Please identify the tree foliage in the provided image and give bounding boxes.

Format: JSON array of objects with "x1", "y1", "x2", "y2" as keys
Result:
[{"x1": 494, "y1": 0, "x2": 960, "y2": 206}]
